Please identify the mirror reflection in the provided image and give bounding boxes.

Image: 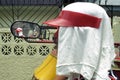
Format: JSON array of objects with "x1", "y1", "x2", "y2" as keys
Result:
[{"x1": 11, "y1": 21, "x2": 40, "y2": 38}]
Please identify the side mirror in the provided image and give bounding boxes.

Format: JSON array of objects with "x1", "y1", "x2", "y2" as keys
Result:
[
  {"x1": 11, "y1": 21, "x2": 40, "y2": 39},
  {"x1": 10, "y1": 21, "x2": 57, "y2": 43}
]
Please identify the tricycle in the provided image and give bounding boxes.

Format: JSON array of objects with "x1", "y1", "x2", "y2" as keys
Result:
[{"x1": 10, "y1": 21, "x2": 117, "y2": 80}]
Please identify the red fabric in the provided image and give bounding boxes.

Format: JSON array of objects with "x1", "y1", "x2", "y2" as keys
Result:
[
  {"x1": 43, "y1": 10, "x2": 101, "y2": 28},
  {"x1": 15, "y1": 28, "x2": 22, "y2": 33},
  {"x1": 72, "y1": 75, "x2": 116, "y2": 80},
  {"x1": 115, "y1": 57, "x2": 120, "y2": 60},
  {"x1": 109, "y1": 76, "x2": 116, "y2": 80},
  {"x1": 53, "y1": 30, "x2": 58, "y2": 43}
]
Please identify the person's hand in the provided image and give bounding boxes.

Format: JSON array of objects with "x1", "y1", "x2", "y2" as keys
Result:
[{"x1": 51, "y1": 49, "x2": 57, "y2": 57}]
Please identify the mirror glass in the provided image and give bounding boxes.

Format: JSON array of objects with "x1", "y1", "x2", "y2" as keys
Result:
[{"x1": 11, "y1": 21, "x2": 40, "y2": 38}]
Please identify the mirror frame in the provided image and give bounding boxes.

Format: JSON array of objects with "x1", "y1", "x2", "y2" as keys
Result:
[
  {"x1": 10, "y1": 21, "x2": 57, "y2": 43},
  {"x1": 10, "y1": 21, "x2": 41, "y2": 39}
]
